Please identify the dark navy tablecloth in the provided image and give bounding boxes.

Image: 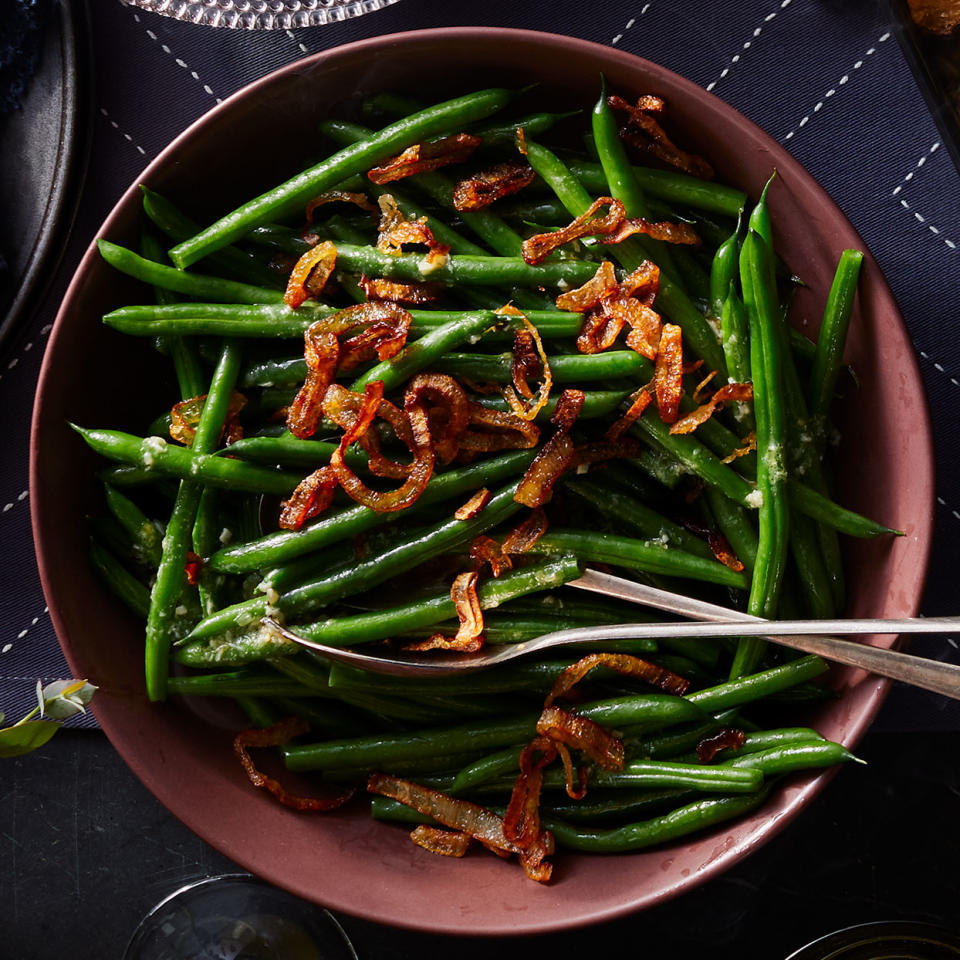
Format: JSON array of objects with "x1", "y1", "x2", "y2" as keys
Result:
[{"x1": 2, "y1": 0, "x2": 959, "y2": 732}]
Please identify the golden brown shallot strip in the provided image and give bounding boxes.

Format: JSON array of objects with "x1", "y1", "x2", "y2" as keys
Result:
[
  {"x1": 605, "y1": 387, "x2": 653, "y2": 441},
  {"x1": 283, "y1": 240, "x2": 337, "y2": 308},
  {"x1": 366, "y1": 773, "x2": 554, "y2": 882},
  {"x1": 513, "y1": 389, "x2": 584, "y2": 507},
  {"x1": 521, "y1": 197, "x2": 626, "y2": 265},
  {"x1": 555, "y1": 260, "x2": 619, "y2": 313},
  {"x1": 537, "y1": 705, "x2": 625, "y2": 771},
  {"x1": 278, "y1": 465, "x2": 339, "y2": 531},
  {"x1": 452, "y1": 158, "x2": 536, "y2": 211},
  {"x1": 544, "y1": 652, "x2": 692, "y2": 707},
  {"x1": 669, "y1": 382, "x2": 754, "y2": 435},
  {"x1": 608, "y1": 94, "x2": 715, "y2": 179},
  {"x1": 360, "y1": 275, "x2": 443, "y2": 305},
  {"x1": 286, "y1": 326, "x2": 340, "y2": 440},
  {"x1": 410, "y1": 825, "x2": 473, "y2": 858},
  {"x1": 654, "y1": 323, "x2": 684, "y2": 423},
  {"x1": 235, "y1": 718, "x2": 355, "y2": 811},
  {"x1": 455, "y1": 487, "x2": 492, "y2": 520},
  {"x1": 367, "y1": 133, "x2": 482, "y2": 184}
]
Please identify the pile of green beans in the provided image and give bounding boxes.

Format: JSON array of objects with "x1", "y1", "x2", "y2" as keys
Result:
[{"x1": 82, "y1": 82, "x2": 886, "y2": 864}]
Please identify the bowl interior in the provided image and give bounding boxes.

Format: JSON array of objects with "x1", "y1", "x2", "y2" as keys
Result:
[{"x1": 31, "y1": 28, "x2": 934, "y2": 936}]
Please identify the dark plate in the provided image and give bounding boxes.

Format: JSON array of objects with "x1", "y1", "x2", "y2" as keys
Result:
[{"x1": 0, "y1": 0, "x2": 89, "y2": 349}]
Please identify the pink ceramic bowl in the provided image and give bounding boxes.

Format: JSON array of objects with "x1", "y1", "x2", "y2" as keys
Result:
[{"x1": 31, "y1": 28, "x2": 934, "y2": 936}]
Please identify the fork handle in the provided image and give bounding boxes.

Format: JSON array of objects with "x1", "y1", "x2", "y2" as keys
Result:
[{"x1": 569, "y1": 570, "x2": 960, "y2": 700}]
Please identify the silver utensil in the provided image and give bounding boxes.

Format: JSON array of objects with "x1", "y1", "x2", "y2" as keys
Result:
[{"x1": 261, "y1": 568, "x2": 960, "y2": 699}]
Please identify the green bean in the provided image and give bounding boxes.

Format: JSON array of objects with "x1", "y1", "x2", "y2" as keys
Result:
[
  {"x1": 284, "y1": 695, "x2": 697, "y2": 773},
  {"x1": 333, "y1": 243, "x2": 596, "y2": 288},
  {"x1": 529, "y1": 528, "x2": 748, "y2": 589},
  {"x1": 710, "y1": 218, "x2": 741, "y2": 320},
  {"x1": 432, "y1": 349, "x2": 646, "y2": 385},
  {"x1": 209, "y1": 449, "x2": 533, "y2": 573},
  {"x1": 186, "y1": 479, "x2": 526, "y2": 639},
  {"x1": 809, "y1": 249, "x2": 864, "y2": 431},
  {"x1": 89, "y1": 538, "x2": 150, "y2": 619},
  {"x1": 786, "y1": 480, "x2": 901, "y2": 537},
  {"x1": 103, "y1": 303, "x2": 584, "y2": 341},
  {"x1": 477, "y1": 389, "x2": 630, "y2": 421},
  {"x1": 563, "y1": 477, "x2": 716, "y2": 561},
  {"x1": 289, "y1": 556, "x2": 580, "y2": 648},
  {"x1": 170, "y1": 87, "x2": 513, "y2": 267},
  {"x1": 567, "y1": 158, "x2": 747, "y2": 218},
  {"x1": 139, "y1": 231, "x2": 206, "y2": 399},
  {"x1": 167, "y1": 669, "x2": 312, "y2": 699},
  {"x1": 352, "y1": 311, "x2": 494, "y2": 392},
  {"x1": 72, "y1": 426, "x2": 303, "y2": 495},
  {"x1": 733, "y1": 226, "x2": 789, "y2": 675},
  {"x1": 541, "y1": 789, "x2": 771, "y2": 852},
  {"x1": 288, "y1": 653, "x2": 824, "y2": 773},
  {"x1": 102, "y1": 483, "x2": 164, "y2": 569},
  {"x1": 535, "y1": 758, "x2": 765, "y2": 794},
  {"x1": 222, "y1": 435, "x2": 360, "y2": 469},
  {"x1": 140, "y1": 186, "x2": 282, "y2": 288},
  {"x1": 145, "y1": 339, "x2": 242, "y2": 700},
  {"x1": 98, "y1": 240, "x2": 284, "y2": 304}
]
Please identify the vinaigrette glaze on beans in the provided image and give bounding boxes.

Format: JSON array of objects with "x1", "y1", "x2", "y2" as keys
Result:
[{"x1": 82, "y1": 82, "x2": 890, "y2": 882}]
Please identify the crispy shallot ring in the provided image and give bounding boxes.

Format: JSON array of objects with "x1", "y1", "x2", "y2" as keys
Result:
[
  {"x1": 360, "y1": 275, "x2": 443, "y2": 305},
  {"x1": 404, "y1": 373, "x2": 471, "y2": 465},
  {"x1": 234, "y1": 717, "x2": 355, "y2": 811},
  {"x1": 722, "y1": 430, "x2": 758, "y2": 464},
  {"x1": 283, "y1": 240, "x2": 337, "y2": 309},
  {"x1": 537, "y1": 704, "x2": 625, "y2": 771},
  {"x1": 469, "y1": 534, "x2": 513, "y2": 577},
  {"x1": 606, "y1": 216, "x2": 701, "y2": 247},
  {"x1": 302, "y1": 190, "x2": 377, "y2": 243},
  {"x1": 324, "y1": 382, "x2": 435, "y2": 513},
  {"x1": 501, "y1": 507, "x2": 549, "y2": 555},
  {"x1": 459, "y1": 402, "x2": 541, "y2": 453},
  {"x1": 545, "y1": 652, "x2": 691, "y2": 708},
  {"x1": 410, "y1": 825, "x2": 473, "y2": 858},
  {"x1": 521, "y1": 196, "x2": 626, "y2": 265},
  {"x1": 170, "y1": 390, "x2": 247, "y2": 447},
  {"x1": 404, "y1": 570, "x2": 484, "y2": 652},
  {"x1": 696, "y1": 727, "x2": 747, "y2": 763},
  {"x1": 504, "y1": 736, "x2": 556, "y2": 848},
  {"x1": 502, "y1": 314, "x2": 552, "y2": 422}
]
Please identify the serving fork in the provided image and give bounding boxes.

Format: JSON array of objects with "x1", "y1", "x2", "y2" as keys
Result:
[{"x1": 260, "y1": 568, "x2": 960, "y2": 699}]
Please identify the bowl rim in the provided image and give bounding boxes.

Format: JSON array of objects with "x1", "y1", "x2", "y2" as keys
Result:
[{"x1": 30, "y1": 25, "x2": 936, "y2": 935}]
